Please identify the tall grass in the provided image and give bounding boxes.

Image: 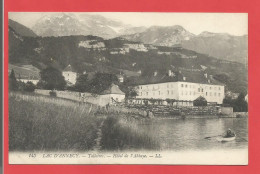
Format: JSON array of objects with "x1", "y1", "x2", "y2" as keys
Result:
[
  {"x1": 9, "y1": 92, "x2": 160, "y2": 151},
  {"x1": 9, "y1": 92, "x2": 101, "y2": 151}
]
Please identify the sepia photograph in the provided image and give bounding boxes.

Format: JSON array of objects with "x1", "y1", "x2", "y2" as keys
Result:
[{"x1": 7, "y1": 12, "x2": 248, "y2": 164}]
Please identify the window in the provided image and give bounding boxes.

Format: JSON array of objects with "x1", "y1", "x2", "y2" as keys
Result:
[
  {"x1": 219, "y1": 87, "x2": 221, "y2": 90},
  {"x1": 158, "y1": 91, "x2": 160, "y2": 95},
  {"x1": 185, "y1": 84, "x2": 187, "y2": 88},
  {"x1": 171, "y1": 90, "x2": 174, "y2": 95},
  {"x1": 181, "y1": 84, "x2": 184, "y2": 87},
  {"x1": 141, "y1": 92, "x2": 142, "y2": 96},
  {"x1": 167, "y1": 90, "x2": 169, "y2": 95},
  {"x1": 141, "y1": 86, "x2": 142, "y2": 89},
  {"x1": 210, "y1": 87, "x2": 211, "y2": 90},
  {"x1": 146, "y1": 92, "x2": 148, "y2": 96},
  {"x1": 167, "y1": 84, "x2": 169, "y2": 88},
  {"x1": 198, "y1": 88, "x2": 200, "y2": 92},
  {"x1": 201, "y1": 89, "x2": 204, "y2": 92},
  {"x1": 206, "y1": 92, "x2": 207, "y2": 96}
]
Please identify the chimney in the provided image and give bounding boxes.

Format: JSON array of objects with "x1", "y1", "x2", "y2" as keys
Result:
[
  {"x1": 154, "y1": 71, "x2": 158, "y2": 76},
  {"x1": 204, "y1": 73, "x2": 208, "y2": 78},
  {"x1": 183, "y1": 77, "x2": 186, "y2": 81}
]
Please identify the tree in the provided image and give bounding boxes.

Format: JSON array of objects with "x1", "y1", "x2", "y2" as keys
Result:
[
  {"x1": 193, "y1": 96, "x2": 207, "y2": 106},
  {"x1": 9, "y1": 69, "x2": 18, "y2": 91},
  {"x1": 233, "y1": 93, "x2": 248, "y2": 112},
  {"x1": 38, "y1": 67, "x2": 66, "y2": 90},
  {"x1": 125, "y1": 86, "x2": 138, "y2": 98},
  {"x1": 74, "y1": 73, "x2": 89, "y2": 92},
  {"x1": 87, "y1": 73, "x2": 118, "y2": 95},
  {"x1": 222, "y1": 93, "x2": 248, "y2": 112},
  {"x1": 223, "y1": 96, "x2": 233, "y2": 107},
  {"x1": 24, "y1": 81, "x2": 36, "y2": 92}
]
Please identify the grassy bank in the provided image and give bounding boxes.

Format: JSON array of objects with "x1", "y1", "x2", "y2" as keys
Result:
[
  {"x1": 9, "y1": 92, "x2": 102, "y2": 151},
  {"x1": 9, "y1": 92, "x2": 160, "y2": 151}
]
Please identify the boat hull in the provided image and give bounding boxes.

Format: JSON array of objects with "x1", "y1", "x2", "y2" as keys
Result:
[{"x1": 217, "y1": 136, "x2": 236, "y2": 142}]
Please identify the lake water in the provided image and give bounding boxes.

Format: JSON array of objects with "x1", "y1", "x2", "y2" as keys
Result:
[{"x1": 139, "y1": 117, "x2": 248, "y2": 151}]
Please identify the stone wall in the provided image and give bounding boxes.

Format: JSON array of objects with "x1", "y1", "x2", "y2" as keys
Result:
[
  {"x1": 220, "y1": 107, "x2": 234, "y2": 117},
  {"x1": 34, "y1": 89, "x2": 123, "y2": 106},
  {"x1": 125, "y1": 104, "x2": 222, "y2": 117}
]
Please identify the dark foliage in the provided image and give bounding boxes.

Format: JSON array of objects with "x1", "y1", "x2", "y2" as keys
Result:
[
  {"x1": 74, "y1": 73, "x2": 89, "y2": 92},
  {"x1": 38, "y1": 67, "x2": 66, "y2": 90},
  {"x1": 223, "y1": 93, "x2": 248, "y2": 112},
  {"x1": 9, "y1": 69, "x2": 18, "y2": 91},
  {"x1": 23, "y1": 81, "x2": 36, "y2": 92},
  {"x1": 193, "y1": 96, "x2": 207, "y2": 106},
  {"x1": 87, "y1": 73, "x2": 118, "y2": 95},
  {"x1": 49, "y1": 90, "x2": 57, "y2": 97}
]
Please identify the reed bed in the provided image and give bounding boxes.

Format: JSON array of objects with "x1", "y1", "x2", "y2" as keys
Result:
[{"x1": 100, "y1": 115, "x2": 160, "y2": 151}]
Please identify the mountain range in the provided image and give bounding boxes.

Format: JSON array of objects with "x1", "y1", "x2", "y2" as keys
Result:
[
  {"x1": 122, "y1": 26, "x2": 248, "y2": 64},
  {"x1": 9, "y1": 13, "x2": 248, "y2": 64},
  {"x1": 30, "y1": 13, "x2": 147, "y2": 39}
]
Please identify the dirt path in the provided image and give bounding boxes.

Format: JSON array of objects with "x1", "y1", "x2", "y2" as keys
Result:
[{"x1": 92, "y1": 120, "x2": 105, "y2": 151}]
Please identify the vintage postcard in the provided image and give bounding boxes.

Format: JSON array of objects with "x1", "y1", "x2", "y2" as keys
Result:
[{"x1": 8, "y1": 12, "x2": 248, "y2": 165}]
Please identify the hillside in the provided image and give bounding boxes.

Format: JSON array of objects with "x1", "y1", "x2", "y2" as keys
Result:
[
  {"x1": 122, "y1": 26, "x2": 248, "y2": 64},
  {"x1": 8, "y1": 26, "x2": 248, "y2": 94},
  {"x1": 9, "y1": 19, "x2": 37, "y2": 37}
]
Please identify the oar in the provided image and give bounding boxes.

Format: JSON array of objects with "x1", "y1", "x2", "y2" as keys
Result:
[{"x1": 204, "y1": 135, "x2": 222, "y2": 139}]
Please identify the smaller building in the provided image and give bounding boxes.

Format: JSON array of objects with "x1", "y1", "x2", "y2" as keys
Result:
[
  {"x1": 100, "y1": 83, "x2": 125, "y2": 104},
  {"x1": 62, "y1": 64, "x2": 77, "y2": 85}
]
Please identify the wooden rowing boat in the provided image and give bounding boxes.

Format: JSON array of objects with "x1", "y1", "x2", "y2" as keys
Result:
[{"x1": 216, "y1": 135, "x2": 236, "y2": 142}]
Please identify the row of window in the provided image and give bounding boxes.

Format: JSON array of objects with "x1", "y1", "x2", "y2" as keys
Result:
[
  {"x1": 181, "y1": 91, "x2": 221, "y2": 97},
  {"x1": 140, "y1": 90, "x2": 222, "y2": 97},
  {"x1": 181, "y1": 84, "x2": 221, "y2": 91},
  {"x1": 139, "y1": 84, "x2": 222, "y2": 91}
]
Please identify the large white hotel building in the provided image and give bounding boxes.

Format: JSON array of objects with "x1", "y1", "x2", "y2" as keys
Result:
[{"x1": 135, "y1": 71, "x2": 225, "y2": 105}]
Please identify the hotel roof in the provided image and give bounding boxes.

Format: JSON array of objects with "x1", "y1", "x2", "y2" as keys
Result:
[{"x1": 132, "y1": 70, "x2": 224, "y2": 86}]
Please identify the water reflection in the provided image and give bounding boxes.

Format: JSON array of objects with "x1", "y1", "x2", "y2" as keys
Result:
[{"x1": 139, "y1": 117, "x2": 248, "y2": 151}]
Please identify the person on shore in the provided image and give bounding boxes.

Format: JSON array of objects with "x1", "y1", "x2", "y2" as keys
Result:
[{"x1": 225, "y1": 128, "x2": 235, "y2": 138}]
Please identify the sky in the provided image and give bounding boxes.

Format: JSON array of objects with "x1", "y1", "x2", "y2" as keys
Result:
[{"x1": 9, "y1": 12, "x2": 248, "y2": 36}]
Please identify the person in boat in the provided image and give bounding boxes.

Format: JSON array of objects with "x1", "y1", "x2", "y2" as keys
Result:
[{"x1": 225, "y1": 128, "x2": 235, "y2": 138}]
